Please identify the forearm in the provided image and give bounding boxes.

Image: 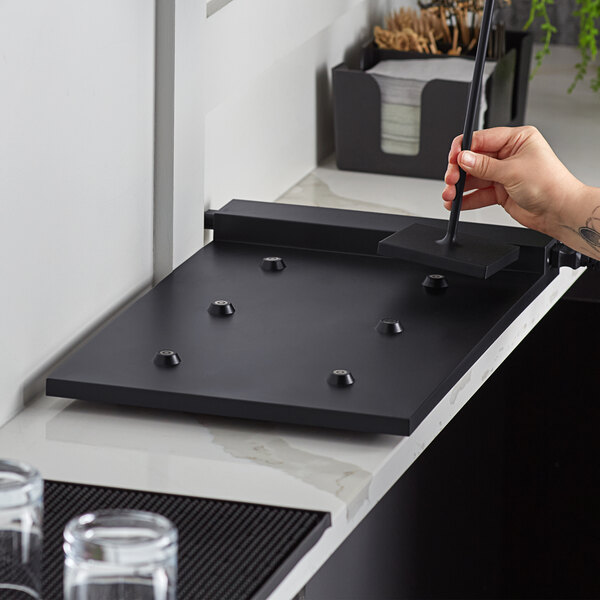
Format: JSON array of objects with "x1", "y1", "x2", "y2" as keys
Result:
[{"x1": 552, "y1": 185, "x2": 600, "y2": 260}]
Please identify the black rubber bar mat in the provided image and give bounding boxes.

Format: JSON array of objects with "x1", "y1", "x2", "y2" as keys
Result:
[{"x1": 42, "y1": 480, "x2": 330, "y2": 600}]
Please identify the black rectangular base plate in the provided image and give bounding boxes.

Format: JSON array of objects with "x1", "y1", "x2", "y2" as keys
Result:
[
  {"x1": 42, "y1": 480, "x2": 330, "y2": 600},
  {"x1": 378, "y1": 223, "x2": 520, "y2": 279},
  {"x1": 47, "y1": 201, "x2": 556, "y2": 436}
]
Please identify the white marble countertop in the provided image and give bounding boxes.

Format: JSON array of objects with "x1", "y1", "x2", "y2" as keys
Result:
[{"x1": 0, "y1": 45, "x2": 596, "y2": 600}]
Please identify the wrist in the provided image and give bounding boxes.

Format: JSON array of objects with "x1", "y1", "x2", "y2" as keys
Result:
[{"x1": 545, "y1": 180, "x2": 590, "y2": 240}]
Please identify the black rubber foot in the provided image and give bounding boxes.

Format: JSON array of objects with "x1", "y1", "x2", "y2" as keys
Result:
[
  {"x1": 422, "y1": 274, "x2": 449, "y2": 292},
  {"x1": 208, "y1": 300, "x2": 235, "y2": 316},
  {"x1": 376, "y1": 319, "x2": 403, "y2": 335},
  {"x1": 261, "y1": 256, "x2": 286, "y2": 272},
  {"x1": 153, "y1": 350, "x2": 181, "y2": 367},
  {"x1": 327, "y1": 369, "x2": 355, "y2": 387}
]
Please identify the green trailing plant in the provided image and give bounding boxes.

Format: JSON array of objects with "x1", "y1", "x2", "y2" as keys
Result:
[
  {"x1": 524, "y1": 0, "x2": 557, "y2": 75},
  {"x1": 526, "y1": 0, "x2": 600, "y2": 92}
]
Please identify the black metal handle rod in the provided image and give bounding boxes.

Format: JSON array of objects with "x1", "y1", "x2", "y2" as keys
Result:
[{"x1": 440, "y1": 0, "x2": 495, "y2": 246}]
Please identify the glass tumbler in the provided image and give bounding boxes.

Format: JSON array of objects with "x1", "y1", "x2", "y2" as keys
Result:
[
  {"x1": 0, "y1": 459, "x2": 44, "y2": 599},
  {"x1": 63, "y1": 509, "x2": 178, "y2": 600}
]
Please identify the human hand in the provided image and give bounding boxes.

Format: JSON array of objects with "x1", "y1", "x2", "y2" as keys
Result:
[{"x1": 442, "y1": 126, "x2": 585, "y2": 238}]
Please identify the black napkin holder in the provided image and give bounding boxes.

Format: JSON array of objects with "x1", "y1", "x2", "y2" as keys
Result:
[{"x1": 332, "y1": 31, "x2": 533, "y2": 180}]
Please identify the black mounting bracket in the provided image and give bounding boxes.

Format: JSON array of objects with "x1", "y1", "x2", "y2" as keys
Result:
[
  {"x1": 551, "y1": 243, "x2": 600, "y2": 271},
  {"x1": 46, "y1": 200, "x2": 559, "y2": 436}
]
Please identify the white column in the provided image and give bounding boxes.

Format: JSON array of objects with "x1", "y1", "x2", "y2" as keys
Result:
[{"x1": 154, "y1": 0, "x2": 206, "y2": 282}]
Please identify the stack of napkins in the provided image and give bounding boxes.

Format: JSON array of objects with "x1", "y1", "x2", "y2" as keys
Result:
[{"x1": 366, "y1": 58, "x2": 496, "y2": 156}]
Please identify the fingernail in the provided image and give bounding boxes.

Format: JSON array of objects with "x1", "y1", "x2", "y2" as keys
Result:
[{"x1": 461, "y1": 151, "x2": 476, "y2": 168}]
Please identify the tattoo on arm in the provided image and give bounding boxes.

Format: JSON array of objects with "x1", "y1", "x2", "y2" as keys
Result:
[
  {"x1": 579, "y1": 226, "x2": 600, "y2": 248},
  {"x1": 560, "y1": 205, "x2": 600, "y2": 256}
]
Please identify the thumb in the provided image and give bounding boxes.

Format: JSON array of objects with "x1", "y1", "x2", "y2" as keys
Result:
[{"x1": 458, "y1": 150, "x2": 508, "y2": 184}]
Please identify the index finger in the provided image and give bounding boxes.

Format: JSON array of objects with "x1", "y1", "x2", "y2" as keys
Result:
[
  {"x1": 448, "y1": 127, "x2": 520, "y2": 165},
  {"x1": 466, "y1": 127, "x2": 525, "y2": 156},
  {"x1": 470, "y1": 127, "x2": 525, "y2": 154}
]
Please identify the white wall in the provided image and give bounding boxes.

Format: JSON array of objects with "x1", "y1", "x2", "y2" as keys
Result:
[
  {"x1": 0, "y1": 1, "x2": 155, "y2": 426},
  {"x1": 204, "y1": 0, "x2": 405, "y2": 209}
]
